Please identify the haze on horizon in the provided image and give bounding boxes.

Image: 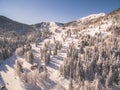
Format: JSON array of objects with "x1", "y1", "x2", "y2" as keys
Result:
[{"x1": 0, "y1": 0, "x2": 120, "y2": 24}]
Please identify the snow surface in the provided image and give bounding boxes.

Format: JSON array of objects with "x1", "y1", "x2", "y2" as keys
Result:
[
  {"x1": 0, "y1": 13, "x2": 119, "y2": 90},
  {"x1": 0, "y1": 27, "x2": 70, "y2": 90},
  {"x1": 77, "y1": 13, "x2": 105, "y2": 22}
]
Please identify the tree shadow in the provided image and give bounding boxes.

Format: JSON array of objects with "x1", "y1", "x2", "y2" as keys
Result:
[
  {"x1": 48, "y1": 61, "x2": 59, "y2": 70},
  {"x1": 59, "y1": 49, "x2": 66, "y2": 53},
  {"x1": 0, "y1": 74, "x2": 8, "y2": 90},
  {"x1": 0, "y1": 55, "x2": 16, "y2": 73},
  {"x1": 55, "y1": 55, "x2": 63, "y2": 61},
  {"x1": 22, "y1": 83, "x2": 42, "y2": 90},
  {"x1": 48, "y1": 55, "x2": 64, "y2": 70},
  {"x1": 22, "y1": 77, "x2": 57, "y2": 90},
  {"x1": 62, "y1": 46, "x2": 67, "y2": 50},
  {"x1": 44, "y1": 78, "x2": 57, "y2": 90},
  {"x1": 32, "y1": 49, "x2": 39, "y2": 54},
  {"x1": 112, "y1": 85, "x2": 120, "y2": 90},
  {"x1": 34, "y1": 55, "x2": 41, "y2": 64},
  {"x1": 50, "y1": 59, "x2": 59, "y2": 65}
]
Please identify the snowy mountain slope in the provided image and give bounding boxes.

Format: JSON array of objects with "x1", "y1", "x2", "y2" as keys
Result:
[
  {"x1": 64, "y1": 8, "x2": 120, "y2": 36},
  {"x1": 77, "y1": 13, "x2": 105, "y2": 22},
  {"x1": 64, "y1": 13, "x2": 105, "y2": 28},
  {"x1": 0, "y1": 8, "x2": 120, "y2": 90},
  {"x1": 1, "y1": 21, "x2": 120, "y2": 89},
  {"x1": 32, "y1": 22, "x2": 63, "y2": 32},
  {"x1": 0, "y1": 28, "x2": 69, "y2": 90},
  {"x1": 0, "y1": 8, "x2": 119, "y2": 37},
  {"x1": 0, "y1": 16, "x2": 63, "y2": 37},
  {"x1": 0, "y1": 16, "x2": 35, "y2": 35}
]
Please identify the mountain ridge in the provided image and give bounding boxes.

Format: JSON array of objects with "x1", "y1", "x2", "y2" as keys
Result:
[{"x1": 0, "y1": 8, "x2": 120, "y2": 36}]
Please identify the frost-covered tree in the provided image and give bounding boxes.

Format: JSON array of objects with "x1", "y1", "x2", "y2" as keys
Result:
[
  {"x1": 14, "y1": 60, "x2": 23, "y2": 77},
  {"x1": 69, "y1": 79, "x2": 73, "y2": 90},
  {"x1": 25, "y1": 50, "x2": 34, "y2": 64},
  {"x1": 15, "y1": 47, "x2": 24, "y2": 57},
  {"x1": 53, "y1": 44, "x2": 58, "y2": 56},
  {"x1": 44, "y1": 52, "x2": 50, "y2": 65}
]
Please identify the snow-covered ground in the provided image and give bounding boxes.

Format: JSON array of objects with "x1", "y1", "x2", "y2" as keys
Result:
[
  {"x1": 77, "y1": 13, "x2": 105, "y2": 22},
  {"x1": 0, "y1": 55, "x2": 24, "y2": 90},
  {"x1": 0, "y1": 12, "x2": 120, "y2": 90},
  {"x1": 0, "y1": 26, "x2": 120, "y2": 90},
  {"x1": 0, "y1": 27, "x2": 70, "y2": 90}
]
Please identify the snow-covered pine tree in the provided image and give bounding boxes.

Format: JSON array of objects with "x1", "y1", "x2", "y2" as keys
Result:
[
  {"x1": 25, "y1": 50, "x2": 34, "y2": 64},
  {"x1": 14, "y1": 60, "x2": 23, "y2": 77}
]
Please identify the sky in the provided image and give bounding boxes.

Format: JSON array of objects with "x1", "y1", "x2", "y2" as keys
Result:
[{"x1": 0, "y1": 0, "x2": 120, "y2": 24}]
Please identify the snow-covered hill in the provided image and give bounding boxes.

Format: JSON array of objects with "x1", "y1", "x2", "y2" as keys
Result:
[
  {"x1": 32, "y1": 22, "x2": 63, "y2": 32},
  {"x1": 77, "y1": 13, "x2": 105, "y2": 22},
  {"x1": 0, "y1": 8, "x2": 120, "y2": 90},
  {"x1": 64, "y1": 8, "x2": 120, "y2": 36},
  {"x1": 0, "y1": 16, "x2": 35, "y2": 35}
]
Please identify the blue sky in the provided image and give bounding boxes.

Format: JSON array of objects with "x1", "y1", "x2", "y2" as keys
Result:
[{"x1": 0, "y1": 0, "x2": 120, "y2": 24}]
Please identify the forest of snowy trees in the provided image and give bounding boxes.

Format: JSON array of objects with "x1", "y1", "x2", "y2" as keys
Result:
[
  {"x1": 0, "y1": 8, "x2": 120, "y2": 90},
  {"x1": 59, "y1": 26, "x2": 120, "y2": 90}
]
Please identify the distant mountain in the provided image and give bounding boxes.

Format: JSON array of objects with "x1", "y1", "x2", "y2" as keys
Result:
[
  {"x1": 0, "y1": 16, "x2": 64, "y2": 36},
  {"x1": 0, "y1": 8, "x2": 119, "y2": 37},
  {"x1": 64, "y1": 13, "x2": 106, "y2": 29},
  {"x1": 32, "y1": 22, "x2": 64, "y2": 31},
  {"x1": 64, "y1": 8, "x2": 120, "y2": 36},
  {"x1": 0, "y1": 16, "x2": 35, "y2": 35}
]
